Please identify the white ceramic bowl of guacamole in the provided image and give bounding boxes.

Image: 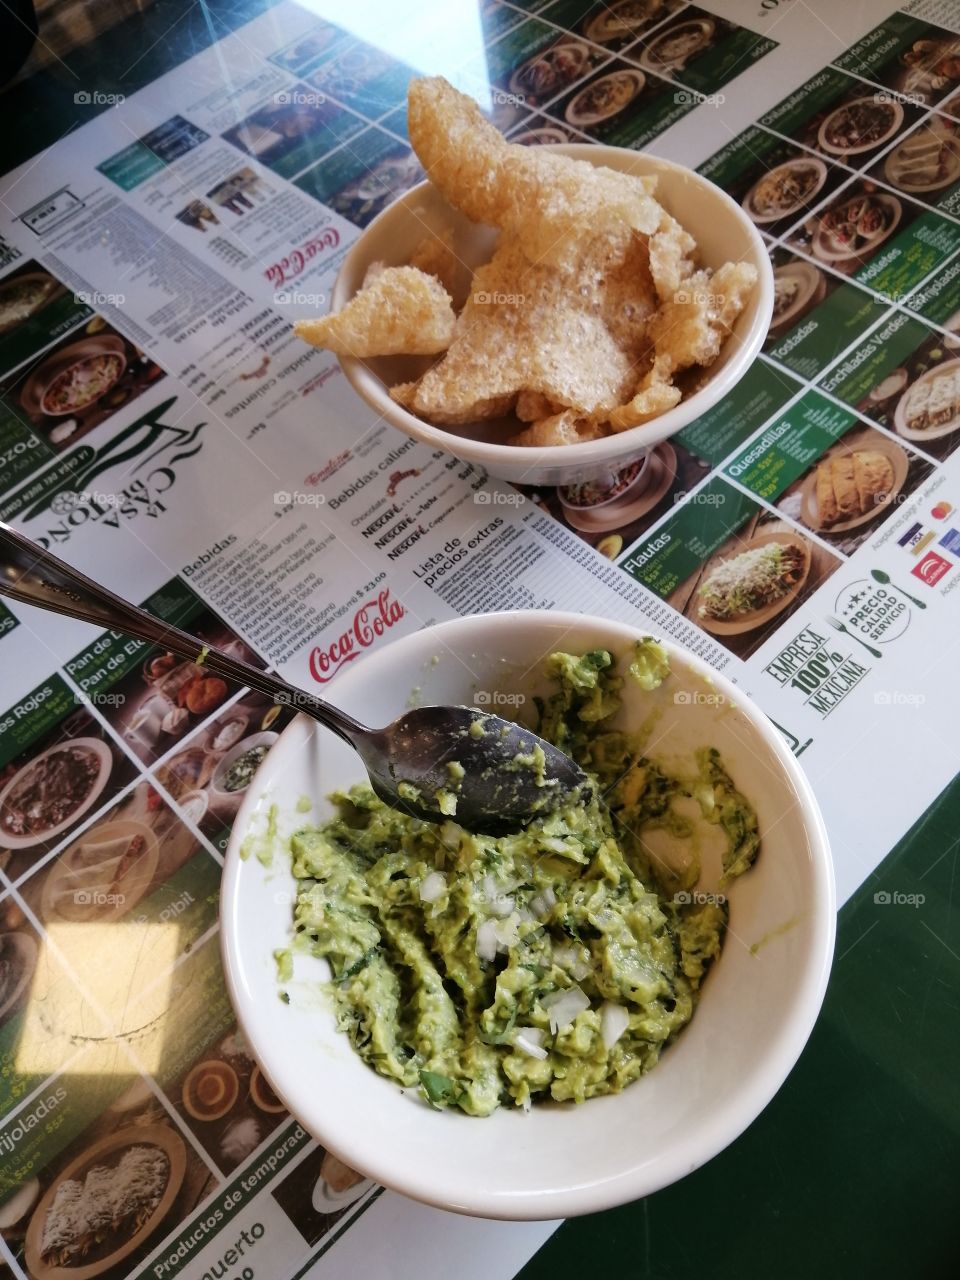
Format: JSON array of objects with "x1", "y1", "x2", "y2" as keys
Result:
[{"x1": 220, "y1": 611, "x2": 834, "y2": 1219}]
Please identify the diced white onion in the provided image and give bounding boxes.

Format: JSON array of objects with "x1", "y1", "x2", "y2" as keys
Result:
[
  {"x1": 495, "y1": 917, "x2": 520, "y2": 949},
  {"x1": 600, "y1": 1001, "x2": 630, "y2": 1049},
  {"x1": 419, "y1": 871, "x2": 446, "y2": 903},
  {"x1": 440, "y1": 821, "x2": 463, "y2": 849},
  {"x1": 540, "y1": 837, "x2": 572, "y2": 854},
  {"x1": 513, "y1": 1027, "x2": 548, "y2": 1060},
  {"x1": 553, "y1": 944, "x2": 592, "y2": 982},
  {"x1": 542, "y1": 986, "x2": 590, "y2": 1033},
  {"x1": 529, "y1": 886, "x2": 557, "y2": 919},
  {"x1": 476, "y1": 919, "x2": 498, "y2": 962},
  {"x1": 483, "y1": 874, "x2": 515, "y2": 917}
]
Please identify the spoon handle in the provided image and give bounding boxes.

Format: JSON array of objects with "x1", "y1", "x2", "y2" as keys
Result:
[
  {"x1": 892, "y1": 581, "x2": 927, "y2": 610},
  {"x1": 0, "y1": 521, "x2": 365, "y2": 746}
]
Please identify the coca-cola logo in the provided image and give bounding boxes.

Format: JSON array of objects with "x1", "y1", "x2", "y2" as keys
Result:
[
  {"x1": 264, "y1": 228, "x2": 340, "y2": 288},
  {"x1": 308, "y1": 589, "x2": 406, "y2": 684}
]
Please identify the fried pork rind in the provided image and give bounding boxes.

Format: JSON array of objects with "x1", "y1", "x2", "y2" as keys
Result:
[
  {"x1": 294, "y1": 266, "x2": 455, "y2": 357},
  {"x1": 510, "y1": 410, "x2": 603, "y2": 447},
  {"x1": 393, "y1": 234, "x2": 652, "y2": 425},
  {"x1": 649, "y1": 262, "x2": 758, "y2": 374},
  {"x1": 647, "y1": 212, "x2": 698, "y2": 302},
  {"x1": 606, "y1": 262, "x2": 757, "y2": 430},
  {"x1": 408, "y1": 227, "x2": 463, "y2": 303},
  {"x1": 302, "y1": 76, "x2": 758, "y2": 447},
  {"x1": 391, "y1": 374, "x2": 516, "y2": 425},
  {"x1": 408, "y1": 77, "x2": 662, "y2": 273},
  {"x1": 516, "y1": 390, "x2": 562, "y2": 422},
  {"x1": 607, "y1": 359, "x2": 683, "y2": 432}
]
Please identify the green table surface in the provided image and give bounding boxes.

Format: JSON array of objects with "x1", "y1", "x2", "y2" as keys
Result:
[{"x1": 2, "y1": 3, "x2": 958, "y2": 1277}]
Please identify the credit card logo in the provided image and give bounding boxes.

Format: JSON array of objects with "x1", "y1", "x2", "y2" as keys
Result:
[
  {"x1": 911, "y1": 551, "x2": 951, "y2": 586},
  {"x1": 897, "y1": 522, "x2": 923, "y2": 548},
  {"x1": 911, "y1": 531, "x2": 935, "y2": 556}
]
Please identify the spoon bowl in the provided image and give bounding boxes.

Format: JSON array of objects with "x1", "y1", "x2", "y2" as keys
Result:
[
  {"x1": 360, "y1": 704, "x2": 589, "y2": 833},
  {"x1": 871, "y1": 567, "x2": 926, "y2": 609}
]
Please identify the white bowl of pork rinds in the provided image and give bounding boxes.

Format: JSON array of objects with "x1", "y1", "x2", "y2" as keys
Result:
[{"x1": 296, "y1": 78, "x2": 773, "y2": 487}]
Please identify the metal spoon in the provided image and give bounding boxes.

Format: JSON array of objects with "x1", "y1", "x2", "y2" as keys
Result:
[
  {"x1": 870, "y1": 568, "x2": 926, "y2": 609},
  {"x1": 0, "y1": 522, "x2": 587, "y2": 834}
]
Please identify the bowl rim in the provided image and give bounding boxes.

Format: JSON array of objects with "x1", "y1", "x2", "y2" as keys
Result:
[
  {"x1": 331, "y1": 143, "x2": 775, "y2": 470},
  {"x1": 220, "y1": 611, "x2": 835, "y2": 1219}
]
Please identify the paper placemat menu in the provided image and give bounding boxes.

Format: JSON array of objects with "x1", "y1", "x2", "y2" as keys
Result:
[{"x1": 0, "y1": 1, "x2": 957, "y2": 1277}]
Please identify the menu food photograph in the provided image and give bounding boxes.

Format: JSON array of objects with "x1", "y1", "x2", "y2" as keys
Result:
[{"x1": 0, "y1": 2, "x2": 957, "y2": 1280}]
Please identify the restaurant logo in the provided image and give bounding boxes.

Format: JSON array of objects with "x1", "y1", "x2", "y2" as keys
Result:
[
  {"x1": 308, "y1": 589, "x2": 405, "y2": 684},
  {"x1": 10, "y1": 397, "x2": 207, "y2": 545},
  {"x1": 910, "y1": 551, "x2": 951, "y2": 586}
]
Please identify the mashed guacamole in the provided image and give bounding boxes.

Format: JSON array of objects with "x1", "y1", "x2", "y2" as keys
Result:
[{"x1": 285, "y1": 642, "x2": 760, "y2": 1115}]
